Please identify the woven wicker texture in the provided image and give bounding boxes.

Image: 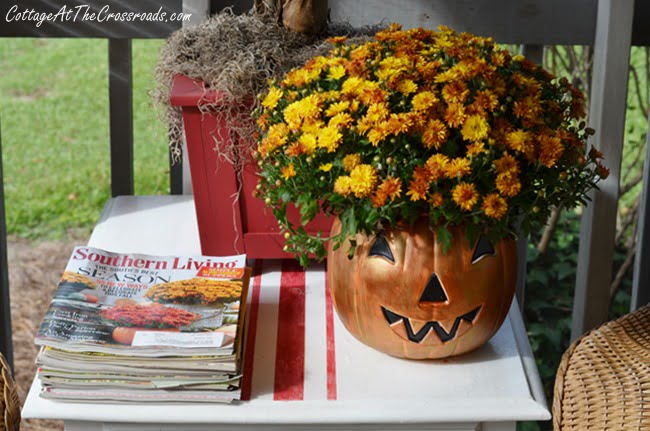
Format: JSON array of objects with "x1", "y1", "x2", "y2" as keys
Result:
[
  {"x1": 553, "y1": 304, "x2": 650, "y2": 430},
  {"x1": 0, "y1": 353, "x2": 20, "y2": 431}
]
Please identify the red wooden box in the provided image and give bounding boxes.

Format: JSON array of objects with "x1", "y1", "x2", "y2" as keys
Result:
[{"x1": 170, "y1": 74, "x2": 333, "y2": 258}]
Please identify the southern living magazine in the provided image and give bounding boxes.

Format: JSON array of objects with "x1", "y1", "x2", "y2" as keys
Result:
[{"x1": 34, "y1": 246, "x2": 251, "y2": 403}]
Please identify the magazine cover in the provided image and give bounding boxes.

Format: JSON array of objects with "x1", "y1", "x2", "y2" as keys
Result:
[{"x1": 36, "y1": 246, "x2": 249, "y2": 356}]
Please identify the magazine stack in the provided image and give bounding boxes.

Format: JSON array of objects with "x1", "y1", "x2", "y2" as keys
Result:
[{"x1": 34, "y1": 246, "x2": 250, "y2": 403}]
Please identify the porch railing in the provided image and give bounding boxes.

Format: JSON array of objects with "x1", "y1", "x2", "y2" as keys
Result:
[{"x1": 1, "y1": 0, "x2": 649, "y2": 371}]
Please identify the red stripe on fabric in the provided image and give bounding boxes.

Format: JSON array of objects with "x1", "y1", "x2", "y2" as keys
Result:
[
  {"x1": 273, "y1": 260, "x2": 306, "y2": 401},
  {"x1": 324, "y1": 269, "x2": 337, "y2": 400},
  {"x1": 240, "y1": 259, "x2": 263, "y2": 401}
]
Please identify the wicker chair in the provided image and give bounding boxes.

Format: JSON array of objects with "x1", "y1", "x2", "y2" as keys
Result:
[
  {"x1": 553, "y1": 304, "x2": 650, "y2": 430},
  {"x1": 0, "y1": 353, "x2": 19, "y2": 431}
]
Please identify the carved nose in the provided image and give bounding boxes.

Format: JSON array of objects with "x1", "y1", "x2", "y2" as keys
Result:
[{"x1": 419, "y1": 273, "x2": 448, "y2": 303}]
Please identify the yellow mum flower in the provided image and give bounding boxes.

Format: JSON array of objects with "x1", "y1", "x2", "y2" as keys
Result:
[
  {"x1": 328, "y1": 65, "x2": 346, "y2": 80},
  {"x1": 319, "y1": 163, "x2": 333, "y2": 172},
  {"x1": 284, "y1": 95, "x2": 321, "y2": 130},
  {"x1": 452, "y1": 182, "x2": 479, "y2": 211},
  {"x1": 461, "y1": 115, "x2": 489, "y2": 143},
  {"x1": 333, "y1": 176, "x2": 352, "y2": 196},
  {"x1": 259, "y1": 123, "x2": 289, "y2": 156},
  {"x1": 425, "y1": 153, "x2": 450, "y2": 181},
  {"x1": 325, "y1": 101, "x2": 350, "y2": 117},
  {"x1": 397, "y1": 79, "x2": 418, "y2": 95},
  {"x1": 343, "y1": 154, "x2": 362, "y2": 171},
  {"x1": 317, "y1": 126, "x2": 342, "y2": 152},
  {"x1": 411, "y1": 91, "x2": 438, "y2": 111},
  {"x1": 341, "y1": 77, "x2": 365, "y2": 95},
  {"x1": 329, "y1": 113, "x2": 353, "y2": 129},
  {"x1": 281, "y1": 163, "x2": 296, "y2": 180},
  {"x1": 298, "y1": 133, "x2": 317, "y2": 155},
  {"x1": 262, "y1": 87, "x2": 283, "y2": 110},
  {"x1": 466, "y1": 142, "x2": 487, "y2": 157},
  {"x1": 482, "y1": 194, "x2": 508, "y2": 219},
  {"x1": 506, "y1": 129, "x2": 532, "y2": 154},
  {"x1": 367, "y1": 125, "x2": 390, "y2": 146},
  {"x1": 365, "y1": 103, "x2": 390, "y2": 124},
  {"x1": 349, "y1": 164, "x2": 378, "y2": 198}
]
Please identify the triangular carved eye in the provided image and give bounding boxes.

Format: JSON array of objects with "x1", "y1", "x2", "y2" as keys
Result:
[
  {"x1": 472, "y1": 235, "x2": 495, "y2": 264},
  {"x1": 368, "y1": 233, "x2": 395, "y2": 263}
]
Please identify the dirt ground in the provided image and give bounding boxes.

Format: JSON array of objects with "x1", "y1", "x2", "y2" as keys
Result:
[{"x1": 8, "y1": 236, "x2": 82, "y2": 431}]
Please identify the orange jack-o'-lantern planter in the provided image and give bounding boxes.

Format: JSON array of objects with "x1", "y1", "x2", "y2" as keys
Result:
[{"x1": 327, "y1": 217, "x2": 517, "y2": 359}]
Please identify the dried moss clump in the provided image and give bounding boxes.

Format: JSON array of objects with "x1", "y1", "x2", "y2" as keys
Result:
[{"x1": 154, "y1": 9, "x2": 378, "y2": 171}]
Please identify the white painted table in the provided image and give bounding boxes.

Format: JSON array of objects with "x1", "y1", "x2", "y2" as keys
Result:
[{"x1": 22, "y1": 196, "x2": 550, "y2": 431}]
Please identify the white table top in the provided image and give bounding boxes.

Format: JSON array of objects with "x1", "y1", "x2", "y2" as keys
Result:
[{"x1": 22, "y1": 195, "x2": 550, "y2": 425}]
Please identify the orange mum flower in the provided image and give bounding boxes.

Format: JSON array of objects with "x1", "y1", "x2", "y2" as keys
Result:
[
  {"x1": 281, "y1": 163, "x2": 296, "y2": 180},
  {"x1": 406, "y1": 166, "x2": 432, "y2": 201},
  {"x1": 494, "y1": 153, "x2": 520, "y2": 175},
  {"x1": 442, "y1": 81, "x2": 469, "y2": 104},
  {"x1": 444, "y1": 102, "x2": 466, "y2": 128},
  {"x1": 452, "y1": 182, "x2": 479, "y2": 211},
  {"x1": 371, "y1": 177, "x2": 402, "y2": 207},
  {"x1": 445, "y1": 158, "x2": 472, "y2": 179},
  {"x1": 411, "y1": 91, "x2": 438, "y2": 111},
  {"x1": 422, "y1": 119, "x2": 449, "y2": 149},
  {"x1": 538, "y1": 135, "x2": 564, "y2": 168},
  {"x1": 482, "y1": 194, "x2": 508, "y2": 219},
  {"x1": 430, "y1": 192, "x2": 444, "y2": 208},
  {"x1": 495, "y1": 172, "x2": 522, "y2": 197}
]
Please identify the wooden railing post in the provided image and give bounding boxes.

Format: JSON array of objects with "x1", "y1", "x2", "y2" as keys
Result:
[
  {"x1": 0, "y1": 120, "x2": 13, "y2": 370},
  {"x1": 108, "y1": 38, "x2": 134, "y2": 197},
  {"x1": 571, "y1": 0, "x2": 635, "y2": 341}
]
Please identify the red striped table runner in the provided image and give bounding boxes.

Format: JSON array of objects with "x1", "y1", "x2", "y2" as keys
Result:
[{"x1": 241, "y1": 260, "x2": 337, "y2": 401}]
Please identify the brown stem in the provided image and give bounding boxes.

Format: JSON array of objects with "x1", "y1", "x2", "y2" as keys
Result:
[
  {"x1": 537, "y1": 206, "x2": 562, "y2": 254},
  {"x1": 622, "y1": 137, "x2": 646, "y2": 185},
  {"x1": 620, "y1": 171, "x2": 644, "y2": 197},
  {"x1": 630, "y1": 65, "x2": 648, "y2": 120},
  {"x1": 615, "y1": 195, "x2": 640, "y2": 245},
  {"x1": 610, "y1": 242, "x2": 636, "y2": 302}
]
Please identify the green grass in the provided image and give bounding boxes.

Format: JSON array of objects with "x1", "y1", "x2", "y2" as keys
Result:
[{"x1": 0, "y1": 38, "x2": 169, "y2": 239}]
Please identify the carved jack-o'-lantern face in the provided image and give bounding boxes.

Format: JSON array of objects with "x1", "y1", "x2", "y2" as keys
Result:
[{"x1": 327, "y1": 218, "x2": 517, "y2": 359}]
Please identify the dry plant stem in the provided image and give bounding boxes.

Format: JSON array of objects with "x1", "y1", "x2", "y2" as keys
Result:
[
  {"x1": 610, "y1": 242, "x2": 636, "y2": 302},
  {"x1": 621, "y1": 135, "x2": 647, "y2": 185},
  {"x1": 615, "y1": 194, "x2": 640, "y2": 245},
  {"x1": 630, "y1": 65, "x2": 649, "y2": 118},
  {"x1": 620, "y1": 170, "x2": 644, "y2": 197},
  {"x1": 536, "y1": 206, "x2": 562, "y2": 254}
]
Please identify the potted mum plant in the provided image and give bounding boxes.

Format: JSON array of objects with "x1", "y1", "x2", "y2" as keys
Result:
[{"x1": 254, "y1": 24, "x2": 608, "y2": 359}]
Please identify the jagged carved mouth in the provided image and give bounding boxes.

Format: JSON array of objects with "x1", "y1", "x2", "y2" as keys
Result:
[{"x1": 381, "y1": 306, "x2": 482, "y2": 343}]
